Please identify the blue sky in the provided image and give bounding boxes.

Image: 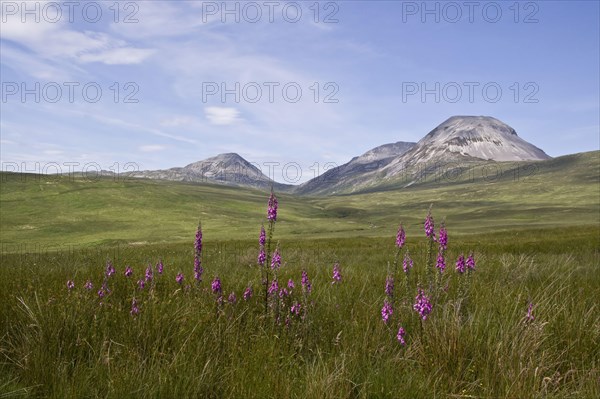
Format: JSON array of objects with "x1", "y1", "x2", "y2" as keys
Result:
[{"x1": 1, "y1": 0, "x2": 599, "y2": 183}]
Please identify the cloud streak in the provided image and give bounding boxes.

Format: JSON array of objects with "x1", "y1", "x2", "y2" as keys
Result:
[{"x1": 204, "y1": 107, "x2": 240, "y2": 125}]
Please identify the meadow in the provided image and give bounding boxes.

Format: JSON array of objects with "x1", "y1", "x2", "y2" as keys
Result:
[
  {"x1": 0, "y1": 152, "x2": 599, "y2": 398},
  {"x1": 1, "y1": 151, "x2": 598, "y2": 248}
]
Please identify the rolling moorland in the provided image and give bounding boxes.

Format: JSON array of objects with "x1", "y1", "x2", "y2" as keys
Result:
[
  {"x1": 0, "y1": 150, "x2": 598, "y2": 249},
  {"x1": 0, "y1": 149, "x2": 598, "y2": 398}
]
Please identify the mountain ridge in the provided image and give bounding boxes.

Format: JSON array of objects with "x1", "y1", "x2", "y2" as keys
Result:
[
  {"x1": 296, "y1": 116, "x2": 550, "y2": 195},
  {"x1": 294, "y1": 141, "x2": 416, "y2": 195},
  {"x1": 123, "y1": 152, "x2": 292, "y2": 191},
  {"x1": 120, "y1": 116, "x2": 552, "y2": 195}
]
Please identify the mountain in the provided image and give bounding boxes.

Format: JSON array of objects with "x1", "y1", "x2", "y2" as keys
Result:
[
  {"x1": 295, "y1": 141, "x2": 416, "y2": 195},
  {"x1": 379, "y1": 116, "x2": 550, "y2": 182},
  {"x1": 383, "y1": 115, "x2": 549, "y2": 174},
  {"x1": 182, "y1": 153, "x2": 268, "y2": 186},
  {"x1": 298, "y1": 116, "x2": 551, "y2": 195},
  {"x1": 123, "y1": 153, "x2": 291, "y2": 191},
  {"x1": 122, "y1": 116, "x2": 550, "y2": 195}
]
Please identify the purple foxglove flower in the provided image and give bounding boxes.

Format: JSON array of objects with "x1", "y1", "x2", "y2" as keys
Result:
[
  {"x1": 438, "y1": 225, "x2": 448, "y2": 251},
  {"x1": 267, "y1": 193, "x2": 278, "y2": 222},
  {"x1": 332, "y1": 263, "x2": 342, "y2": 284},
  {"x1": 259, "y1": 225, "x2": 266, "y2": 247},
  {"x1": 145, "y1": 264, "x2": 153, "y2": 281},
  {"x1": 413, "y1": 289, "x2": 433, "y2": 320},
  {"x1": 243, "y1": 286, "x2": 253, "y2": 300},
  {"x1": 97, "y1": 289, "x2": 106, "y2": 298},
  {"x1": 466, "y1": 252, "x2": 476, "y2": 271},
  {"x1": 397, "y1": 326, "x2": 406, "y2": 345},
  {"x1": 291, "y1": 302, "x2": 302, "y2": 316},
  {"x1": 436, "y1": 252, "x2": 446, "y2": 273},
  {"x1": 66, "y1": 280, "x2": 75, "y2": 290},
  {"x1": 101, "y1": 282, "x2": 110, "y2": 294},
  {"x1": 287, "y1": 279, "x2": 295, "y2": 290},
  {"x1": 156, "y1": 260, "x2": 164, "y2": 274},
  {"x1": 211, "y1": 276, "x2": 222, "y2": 295},
  {"x1": 195, "y1": 224, "x2": 203, "y2": 255},
  {"x1": 396, "y1": 224, "x2": 406, "y2": 248},
  {"x1": 124, "y1": 266, "x2": 133, "y2": 277},
  {"x1": 194, "y1": 269, "x2": 203, "y2": 282},
  {"x1": 194, "y1": 256, "x2": 203, "y2": 281},
  {"x1": 228, "y1": 292, "x2": 237, "y2": 304},
  {"x1": 526, "y1": 302, "x2": 535, "y2": 322},
  {"x1": 271, "y1": 249, "x2": 281, "y2": 270},
  {"x1": 176, "y1": 272, "x2": 184, "y2": 284},
  {"x1": 257, "y1": 248, "x2": 266, "y2": 266},
  {"x1": 455, "y1": 254, "x2": 466, "y2": 274},
  {"x1": 381, "y1": 299, "x2": 393, "y2": 324},
  {"x1": 301, "y1": 270, "x2": 312, "y2": 294},
  {"x1": 424, "y1": 210, "x2": 435, "y2": 239},
  {"x1": 84, "y1": 280, "x2": 93, "y2": 290},
  {"x1": 268, "y1": 279, "x2": 279, "y2": 296},
  {"x1": 137, "y1": 279, "x2": 145, "y2": 290},
  {"x1": 105, "y1": 260, "x2": 115, "y2": 278},
  {"x1": 385, "y1": 275, "x2": 394, "y2": 298},
  {"x1": 403, "y1": 252, "x2": 414, "y2": 274},
  {"x1": 279, "y1": 288, "x2": 289, "y2": 298},
  {"x1": 130, "y1": 298, "x2": 139, "y2": 315}
]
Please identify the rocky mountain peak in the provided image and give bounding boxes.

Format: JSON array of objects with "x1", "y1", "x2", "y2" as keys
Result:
[{"x1": 392, "y1": 115, "x2": 550, "y2": 166}]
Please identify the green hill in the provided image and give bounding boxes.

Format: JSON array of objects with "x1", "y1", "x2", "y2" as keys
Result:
[{"x1": 1, "y1": 151, "x2": 598, "y2": 250}]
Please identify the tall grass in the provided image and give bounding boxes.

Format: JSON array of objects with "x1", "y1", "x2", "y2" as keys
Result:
[{"x1": 0, "y1": 219, "x2": 598, "y2": 398}]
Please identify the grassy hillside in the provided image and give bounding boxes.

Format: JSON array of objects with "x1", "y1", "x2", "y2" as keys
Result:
[
  {"x1": 1, "y1": 151, "x2": 598, "y2": 250},
  {"x1": 0, "y1": 152, "x2": 598, "y2": 398},
  {"x1": 321, "y1": 151, "x2": 600, "y2": 234}
]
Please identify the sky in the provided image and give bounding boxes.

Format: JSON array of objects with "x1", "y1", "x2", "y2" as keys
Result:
[{"x1": 1, "y1": 0, "x2": 599, "y2": 184}]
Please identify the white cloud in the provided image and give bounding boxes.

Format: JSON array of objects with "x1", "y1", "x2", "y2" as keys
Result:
[
  {"x1": 55, "y1": 109, "x2": 198, "y2": 144},
  {"x1": 77, "y1": 47, "x2": 155, "y2": 65},
  {"x1": 139, "y1": 145, "x2": 166, "y2": 152},
  {"x1": 1, "y1": 7, "x2": 153, "y2": 66},
  {"x1": 110, "y1": 1, "x2": 213, "y2": 40},
  {"x1": 204, "y1": 107, "x2": 240, "y2": 125},
  {"x1": 0, "y1": 45, "x2": 78, "y2": 80}
]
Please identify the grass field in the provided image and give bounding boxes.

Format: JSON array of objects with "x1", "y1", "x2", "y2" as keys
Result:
[
  {"x1": 0, "y1": 151, "x2": 599, "y2": 398},
  {"x1": 1, "y1": 151, "x2": 598, "y2": 249}
]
